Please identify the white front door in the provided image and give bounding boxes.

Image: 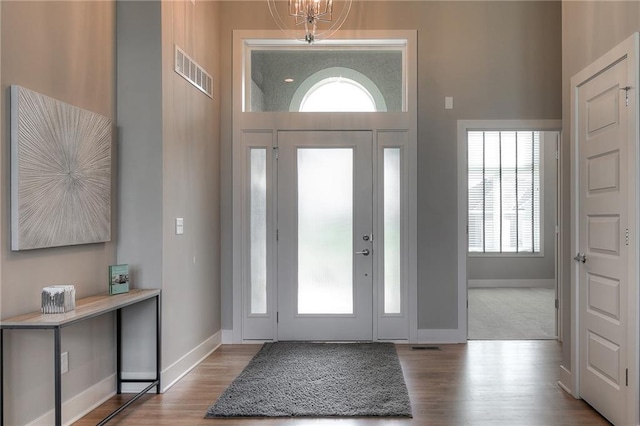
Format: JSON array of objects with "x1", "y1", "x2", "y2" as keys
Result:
[
  {"x1": 277, "y1": 131, "x2": 373, "y2": 340},
  {"x1": 576, "y1": 52, "x2": 630, "y2": 425}
]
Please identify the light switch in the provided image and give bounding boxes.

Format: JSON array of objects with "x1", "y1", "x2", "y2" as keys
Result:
[
  {"x1": 445, "y1": 96, "x2": 454, "y2": 110},
  {"x1": 176, "y1": 218, "x2": 184, "y2": 235}
]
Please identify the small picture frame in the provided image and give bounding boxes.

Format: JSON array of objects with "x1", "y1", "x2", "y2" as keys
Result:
[{"x1": 109, "y1": 264, "x2": 130, "y2": 295}]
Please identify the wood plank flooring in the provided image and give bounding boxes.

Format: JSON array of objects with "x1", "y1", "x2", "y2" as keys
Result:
[{"x1": 75, "y1": 341, "x2": 609, "y2": 425}]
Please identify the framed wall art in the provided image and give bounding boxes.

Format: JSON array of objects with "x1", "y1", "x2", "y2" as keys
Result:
[{"x1": 10, "y1": 85, "x2": 112, "y2": 251}]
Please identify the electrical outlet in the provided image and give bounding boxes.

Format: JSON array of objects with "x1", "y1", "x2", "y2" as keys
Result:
[{"x1": 61, "y1": 352, "x2": 69, "y2": 374}]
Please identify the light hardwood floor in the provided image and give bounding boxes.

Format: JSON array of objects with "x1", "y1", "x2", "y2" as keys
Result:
[{"x1": 75, "y1": 341, "x2": 609, "y2": 425}]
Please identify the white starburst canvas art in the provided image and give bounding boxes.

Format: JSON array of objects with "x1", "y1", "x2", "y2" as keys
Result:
[{"x1": 10, "y1": 85, "x2": 112, "y2": 251}]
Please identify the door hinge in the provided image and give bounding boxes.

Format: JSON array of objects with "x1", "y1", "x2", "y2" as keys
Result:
[
  {"x1": 467, "y1": 300, "x2": 469, "y2": 309},
  {"x1": 555, "y1": 150, "x2": 559, "y2": 160},
  {"x1": 273, "y1": 147, "x2": 279, "y2": 160},
  {"x1": 626, "y1": 368, "x2": 628, "y2": 386},
  {"x1": 276, "y1": 229, "x2": 279, "y2": 241},
  {"x1": 276, "y1": 312, "x2": 279, "y2": 323},
  {"x1": 555, "y1": 299, "x2": 559, "y2": 309},
  {"x1": 621, "y1": 86, "x2": 632, "y2": 107},
  {"x1": 626, "y1": 228, "x2": 629, "y2": 246}
]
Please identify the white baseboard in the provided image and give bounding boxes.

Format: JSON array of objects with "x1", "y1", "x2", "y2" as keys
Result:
[
  {"x1": 26, "y1": 374, "x2": 116, "y2": 426},
  {"x1": 222, "y1": 329, "x2": 233, "y2": 344},
  {"x1": 122, "y1": 330, "x2": 222, "y2": 394},
  {"x1": 468, "y1": 279, "x2": 555, "y2": 288},
  {"x1": 558, "y1": 365, "x2": 576, "y2": 397},
  {"x1": 417, "y1": 328, "x2": 466, "y2": 344}
]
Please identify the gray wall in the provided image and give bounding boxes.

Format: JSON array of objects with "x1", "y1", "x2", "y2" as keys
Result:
[
  {"x1": 561, "y1": 0, "x2": 640, "y2": 373},
  {"x1": 117, "y1": 0, "x2": 222, "y2": 383},
  {"x1": 0, "y1": 2, "x2": 117, "y2": 424},
  {"x1": 468, "y1": 132, "x2": 557, "y2": 283},
  {"x1": 160, "y1": 0, "x2": 221, "y2": 374},
  {"x1": 116, "y1": 0, "x2": 164, "y2": 376},
  {"x1": 219, "y1": 1, "x2": 562, "y2": 331}
]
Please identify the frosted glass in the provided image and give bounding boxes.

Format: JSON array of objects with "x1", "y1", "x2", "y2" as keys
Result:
[
  {"x1": 384, "y1": 149, "x2": 401, "y2": 314},
  {"x1": 250, "y1": 149, "x2": 267, "y2": 314},
  {"x1": 297, "y1": 149, "x2": 353, "y2": 314}
]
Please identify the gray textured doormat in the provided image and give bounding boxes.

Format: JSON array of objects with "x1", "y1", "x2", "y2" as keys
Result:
[{"x1": 205, "y1": 341, "x2": 412, "y2": 418}]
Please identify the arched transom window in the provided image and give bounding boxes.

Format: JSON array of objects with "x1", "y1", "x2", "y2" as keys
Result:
[{"x1": 290, "y1": 67, "x2": 388, "y2": 112}]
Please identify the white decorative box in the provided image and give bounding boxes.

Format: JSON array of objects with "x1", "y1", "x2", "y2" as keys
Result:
[{"x1": 41, "y1": 285, "x2": 76, "y2": 314}]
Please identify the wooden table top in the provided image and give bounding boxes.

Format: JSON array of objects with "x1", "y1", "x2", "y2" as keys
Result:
[{"x1": 1, "y1": 288, "x2": 161, "y2": 329}]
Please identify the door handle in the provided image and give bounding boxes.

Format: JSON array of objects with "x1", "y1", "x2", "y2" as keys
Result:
[
  {"x1": 573, "y1": 252, "x2": 587, "y2": 263},
  {"x1": 355, "y1": 249, "x2": 370, "y2": 256}
]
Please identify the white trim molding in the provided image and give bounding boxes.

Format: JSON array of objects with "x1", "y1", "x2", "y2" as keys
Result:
[
  {"x1": 222, "y1": 329, "x2": 234, "y2": 344},
  {"x1": 468, "y1": 279, "x2": 555, "y2": 288},
  {"x1": 558, "y1": 365, "x2": 575, "y2": 397},
  {"x1": 26, "y1": 374, "x2": 115, "y2": 426}
]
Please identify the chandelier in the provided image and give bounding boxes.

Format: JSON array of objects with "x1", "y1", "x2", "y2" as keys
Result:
[{"x1": 268, "y1": 0, "x2": 352, "y2": 44}]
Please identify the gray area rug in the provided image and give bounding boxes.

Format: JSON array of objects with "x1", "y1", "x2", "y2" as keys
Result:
[
  {"x1": 468, "y1": 287, "x2": 556, "y2": 340},
  {"x1": 205, "y1": 342, "x2": 412, "y2": 418}
]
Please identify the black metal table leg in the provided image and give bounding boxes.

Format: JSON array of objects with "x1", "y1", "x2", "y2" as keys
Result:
[
  {"x1": 117, "y1": 309, "x2": 122, "y2": 395},
  {"x1": 54, "y1": 327, "x2": 62, "y2": 426},
  {"x1": 156, "y1": 294, "x2": 161, "y2": 393},
  {"x1": 1, "y1": 328, "x2": 4, "y2": 426}
]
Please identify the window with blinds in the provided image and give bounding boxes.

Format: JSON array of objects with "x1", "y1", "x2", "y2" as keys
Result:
[{"x1": 468, "y1": 131, "x2": 541, "y2": 254}]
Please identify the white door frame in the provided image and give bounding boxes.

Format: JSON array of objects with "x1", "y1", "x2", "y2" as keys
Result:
[
  {"x1": 230, "y1": 30, "x2": 418, "y2": 343},
  {"x1": 569, "y1": 32, "x2": 639, "y2": 425},
  {"x1": 457, "y1": 119, "x2": 563, "y2": 343}
]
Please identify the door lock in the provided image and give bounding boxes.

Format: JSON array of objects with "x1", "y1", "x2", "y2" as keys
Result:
[{"x1": 355, "y1": 249, "x2": 370, "y2": 256}]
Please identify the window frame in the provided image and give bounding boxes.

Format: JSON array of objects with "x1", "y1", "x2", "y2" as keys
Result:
[{"x1": 244, "y1": 42, "x2": 406, "y2": 113}]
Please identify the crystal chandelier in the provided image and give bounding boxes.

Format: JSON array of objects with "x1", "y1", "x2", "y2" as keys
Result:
[{"x1": 268, "y1": 0, "x2": 352, "y2": 44}]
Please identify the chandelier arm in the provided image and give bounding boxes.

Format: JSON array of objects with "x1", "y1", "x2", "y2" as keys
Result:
[{"x1": 268, "y1": 0, "x2": 352, "y2": 44}]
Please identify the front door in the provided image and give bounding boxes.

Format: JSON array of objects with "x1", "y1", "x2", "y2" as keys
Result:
[
  {"x1": 277, "y1": 131, "x2": 373, "y2": 340},
  {"x1": 576, "y1": 52, "x2": 630, "y2": 425}
]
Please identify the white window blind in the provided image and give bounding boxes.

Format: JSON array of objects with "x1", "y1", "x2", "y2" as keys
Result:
[{"x1": 468, "y1": 131, "x2": 541, "y2": 253}]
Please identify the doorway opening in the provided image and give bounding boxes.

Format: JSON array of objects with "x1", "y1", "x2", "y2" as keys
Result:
[{"x1": 458, "y1": 121, "x2": 562, "y2": 341}]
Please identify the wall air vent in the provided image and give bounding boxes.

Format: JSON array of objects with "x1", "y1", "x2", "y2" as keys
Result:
[{"x1": 174, "y1": 45, "x2": 213, "y2": 99}]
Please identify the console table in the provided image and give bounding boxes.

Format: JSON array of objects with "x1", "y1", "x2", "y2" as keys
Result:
[{"x1": 0, "y1": 289, "x2": 161, "y2": 426}]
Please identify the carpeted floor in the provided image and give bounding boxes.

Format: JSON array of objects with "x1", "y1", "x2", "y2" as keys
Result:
[
  {"x1": 205, "y1": 341, "x2": 412, "y2": 418},
  {"x1": 468, "y1": 287, "x2": 556, "y2": 340}
]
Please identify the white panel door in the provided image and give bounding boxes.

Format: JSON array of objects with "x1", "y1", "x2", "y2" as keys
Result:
[
  {"x1": 577, "y1": 56, "x2": 628, "y2": 425},
  {"x1": 277, "y1": 131, "x2": 373, "y2": 340}
]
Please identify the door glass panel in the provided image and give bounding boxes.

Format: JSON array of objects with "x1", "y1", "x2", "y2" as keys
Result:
[
  {"x1": 384, "y1": 148, "x2": 401, "y2": 314},
  {"x1": 250, "y1": 149, "x2": 267, "y2": 314},
  {"x1": 297, "y1": 148, "x2": 353, "y2": 314}
]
